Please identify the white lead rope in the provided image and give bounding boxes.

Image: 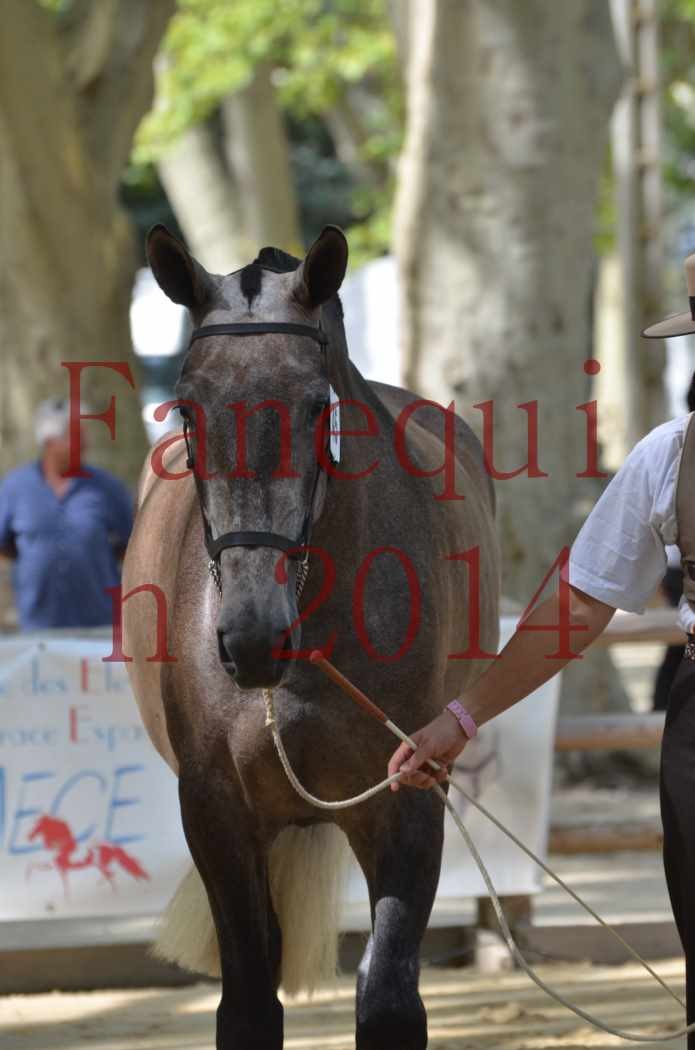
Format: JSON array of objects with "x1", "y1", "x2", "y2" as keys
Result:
[{"x1": 263, "y1": 689, "x2": 695, "y2": 1043}]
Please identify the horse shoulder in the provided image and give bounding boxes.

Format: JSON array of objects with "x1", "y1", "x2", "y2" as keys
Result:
[
  {"x1": 136, "y1": 432, "x2": 187, "y2": 508},
  {"x1": 123, "y1": 437, "x2": 193, "y2": 776}
]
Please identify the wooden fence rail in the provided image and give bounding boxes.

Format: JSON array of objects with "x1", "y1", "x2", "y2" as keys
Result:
[
  {"x1": 548, "y1": 607, "x2": 678, "y2": 854},
  {"x1": 555, "y1": 712, "x2": 665, "y2": 752}
]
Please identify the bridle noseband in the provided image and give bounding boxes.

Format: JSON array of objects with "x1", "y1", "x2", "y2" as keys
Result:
[{"x1": 182, "y1": 320, "x2": 332, "y2": 598}]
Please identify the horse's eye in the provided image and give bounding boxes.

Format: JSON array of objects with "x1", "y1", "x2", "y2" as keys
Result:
[{"x1": 309, "y1": 400, "x2": 327, "y2": 422}]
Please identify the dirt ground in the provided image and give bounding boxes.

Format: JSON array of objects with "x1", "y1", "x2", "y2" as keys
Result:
[{"x1": 0, "y1": 958, "x2": 687, "y2": 1050}]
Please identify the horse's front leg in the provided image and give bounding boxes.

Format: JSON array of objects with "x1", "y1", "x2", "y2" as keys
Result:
[
  {"x1": 346, "y1": 789, "x2": 444, "y2": 1050},
  {"x1": 179, "y1": 767, "x2": 283, "y2": 1050}
]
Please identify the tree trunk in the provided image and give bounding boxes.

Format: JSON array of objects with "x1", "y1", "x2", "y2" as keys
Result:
[
  {"x1": 160, "y1": 64, "x2": 302, "y2": 272},
  {"x1": 157, "y1": 120, "x2": 252, "y2": 274},
  {"x1": 393, "y1": 1, "x2": 630, "y2": 720},
  {"x1": 324, "y1": 100, "x2": 378, "y2": 188},
  {"x1": 0, "y1": 0, "x2": 173, "y2": 485},
  {"x1": 611, "y1": 0, "x2": 665, "y2": 442},
  {"x1": 221, "y1": 63, "x2": 302, "y2": 255},
  {"x1": 394, "y1": 0, "x2": 622, "y2": 602},
  {"x1": 323, "y1": 85, "x2": 391, "y2": 189}
]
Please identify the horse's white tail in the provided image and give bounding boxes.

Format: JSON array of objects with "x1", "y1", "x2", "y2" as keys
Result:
[
  {"x1": 152, "y1": 865, "x2": 221, "y2": 977},
  {"x1": 152, "y1": 824, "x2": 351, "y2": 996}
]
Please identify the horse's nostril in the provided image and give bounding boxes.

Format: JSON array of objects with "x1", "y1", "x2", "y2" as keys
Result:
[
  {"x1": 216, "y1": 621, "x2": 292, "y2": 687},
  {"x1": 217, "y1": 636, "x2": 238, "y2": 680},
  {"x1": 217, "y1": 631, "x2": 234, "y2": 669}
]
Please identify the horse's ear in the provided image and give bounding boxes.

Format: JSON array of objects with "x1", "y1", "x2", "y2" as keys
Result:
[
  {"x1": 146, "y1": 225, "x2": 214, "y2": 309},
  {"x1": 292, "y1": 225, "x2": 348, "y2": 310}
]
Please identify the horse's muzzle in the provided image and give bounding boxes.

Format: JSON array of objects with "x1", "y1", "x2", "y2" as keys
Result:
[{"x1": 217, "y1": 625, "x2": 293, "y2": 689}]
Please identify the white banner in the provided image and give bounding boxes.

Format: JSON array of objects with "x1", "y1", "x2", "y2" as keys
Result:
[
  {"x1": 0, "y1": 620, "x2": 558, "y2": 930},
  {"x1": 0, "y1": 634, "x2": 188, "y2": 921}
]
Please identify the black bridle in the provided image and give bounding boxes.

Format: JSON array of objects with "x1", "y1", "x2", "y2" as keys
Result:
[{"x1": 182, "y1": 320, "x2": 331, "y2": 596}]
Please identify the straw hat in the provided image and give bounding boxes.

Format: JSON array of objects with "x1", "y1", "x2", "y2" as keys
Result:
[{"x1": 643, "y1": 254, "x2": 695, "y2": 338}]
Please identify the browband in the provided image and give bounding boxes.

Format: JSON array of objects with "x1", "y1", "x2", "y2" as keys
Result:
[{"x1": 189, "y1": 322, "x2": 328, "y2": 347}]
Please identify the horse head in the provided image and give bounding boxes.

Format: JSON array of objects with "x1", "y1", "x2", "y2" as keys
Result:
[
  {"x1": 28, "y1": 815, "x2": 50, "y2": 842},
  {"x1": 28, "y1": 814, "x2": 71, "y2": 847},
  {"x1": 147, "y1": 225, "x2": 348, "y2": 689}
]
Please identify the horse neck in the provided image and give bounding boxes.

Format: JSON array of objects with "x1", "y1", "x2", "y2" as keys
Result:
[{"x1": 315, "y1": 357, "x2": 396, "y2": 555}]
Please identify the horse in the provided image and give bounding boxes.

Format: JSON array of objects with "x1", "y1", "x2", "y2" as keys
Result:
[
  {"x1": 122, "y1": 223, "x2": 499, "y2": 1050},
  {"x1": 26, "y1": 814, "x2": 149, "y2": 895},
  {"x1": 27, "y1": 815, "x2": 93, "y2": 897}
]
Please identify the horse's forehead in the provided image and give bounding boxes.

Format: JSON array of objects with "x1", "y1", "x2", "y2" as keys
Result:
[
  {"x1": 183, "y1": 341, "x2": 323, "y2": 400},
  {"x1": 203, "y1": 268, "x2": 307, "y2": 324},
  {"x1": 181, "y1": 267, "x2": 324, "y2": 394}
]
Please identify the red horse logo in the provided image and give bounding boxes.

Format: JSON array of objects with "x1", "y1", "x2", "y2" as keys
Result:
[{"x1": 26, "y1": 814, "x2": 149, "y2": 898}]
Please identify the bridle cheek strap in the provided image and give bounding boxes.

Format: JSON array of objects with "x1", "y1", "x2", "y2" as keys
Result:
[{"x1": 203, "y1": 448, "x2": 323, "y2": 598}]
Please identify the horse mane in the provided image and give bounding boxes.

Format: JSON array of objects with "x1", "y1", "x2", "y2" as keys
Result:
[{"x1": 253, "y1": 245, "x2": 300, "y2": 273}]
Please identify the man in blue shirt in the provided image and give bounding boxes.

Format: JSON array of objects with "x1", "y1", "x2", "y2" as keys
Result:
[{"x1": 0, "y1": 399, "x2": 134, "y2": 630}]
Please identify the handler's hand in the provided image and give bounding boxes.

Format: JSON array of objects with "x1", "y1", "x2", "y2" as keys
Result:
[{"x1": 387, "y1": 711, "x2": 469, "y2": 791}]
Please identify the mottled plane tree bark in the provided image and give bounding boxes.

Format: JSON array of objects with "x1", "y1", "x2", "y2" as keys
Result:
[
  {"x1": 0, "y1": 0, "x2": 174, "y2": 482},
  {"x1": 158, "y1": 62, "x2": 303, "y2": 273},
  {"x1": 393, "y1": 1, "x2": 628, "y2": 715}
]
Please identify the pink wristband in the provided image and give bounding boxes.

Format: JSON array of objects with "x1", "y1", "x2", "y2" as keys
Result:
[{"x1": 445, "y1": 699, "x2": 478, "y2": 741}]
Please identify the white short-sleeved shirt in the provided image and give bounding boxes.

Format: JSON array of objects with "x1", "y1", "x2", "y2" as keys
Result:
[{"x1": 569, "y1": 413, "x2": 695, "y2": 634}]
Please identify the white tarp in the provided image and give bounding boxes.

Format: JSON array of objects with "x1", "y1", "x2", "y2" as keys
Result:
[
  {"x1": 0, "y1": 634, "x2": 188, "y2": 921},
  {"x1": 341, "y1": 255, "x2": 402, "y2": 386},
  {"x1": 0, "y1": 622, "x2": 558, "y2": 929}
]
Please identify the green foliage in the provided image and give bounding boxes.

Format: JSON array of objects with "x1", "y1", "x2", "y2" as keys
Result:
[
  {"x1": 665, "y1": 0, "x2": 695, "y2": 20},
  {"x1": 287, "y1": 117, "x2": 396, "y2": 267},
  {"x1": 132, "y1": 0, "x2": 400, "y2": 264},
  {"x1": 661, "y1": 0, "x2": 695, "y2": 202},
  {"x1": 36, "y1": 0, "x2": 70, "y2": 11},
  {"x1": 344, "y1": 195, "x2": 393, "y2": 269},
  {"x1": 137, "y1": 0, "x2": 397, "y2": 159},
  {"x1": 595, "y1": 1, "x2": 695, "y2": 256},
  {"x1": 594, "y1": 149, "x2": 617, "y2": 257}
]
